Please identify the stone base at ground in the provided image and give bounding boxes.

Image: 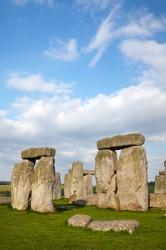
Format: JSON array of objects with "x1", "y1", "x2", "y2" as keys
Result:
[
  {"x1": 0, "y1": 196, "x2": 11, "y2": 204},
  {"x1": 87, "y1": 220, "x2": 139, "y2": 234},
  {"x1": 86, "y1": 194, "x2": 98, "y2": 206},
  {"x1": 150, "y1": 193, "x2": 166, "y2": 208},
  {"x1": 68, "y1": 214, "x2": 92, "y2": 227}
]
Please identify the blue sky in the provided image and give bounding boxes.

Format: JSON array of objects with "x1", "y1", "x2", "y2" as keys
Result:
[{"x1": 0, "y1": 0, "x2": 166, "y2": 181}]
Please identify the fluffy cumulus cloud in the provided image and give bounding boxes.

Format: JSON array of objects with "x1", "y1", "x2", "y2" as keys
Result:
[
  {"x1": 13, "y1": 0, "x2": 55, "y2": 6},
  {"x1": 1, "y1": 71, "x2": 166, "y2": 181},
  {"x1": 7, "y1": 72, "x2": 73, "y2": 94},
  {"x1": 44, "y1": 38, "x2": 79, "y2": 62},
  {"x1": 86, "y1": 6, "x2": 166, "y2": 66}
]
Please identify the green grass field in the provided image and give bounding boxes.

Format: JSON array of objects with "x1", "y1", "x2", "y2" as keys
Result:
[
  {"x1": 0, "y1": 199, "x2": 165, "y2": 250},
  {"x1": 0, "y1": 185, "x2": 11, "y2": 195}
]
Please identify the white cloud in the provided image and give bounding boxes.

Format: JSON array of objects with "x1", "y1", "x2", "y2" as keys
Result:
[
  {"x1": 7, "y1": 72, "x2": 73, "y2": 94},
  {"x1": 1, "y1": 71, "x2": 166, "y2": 180},
  {"x1": 86, "y1": 7, "x2": 166, "y2": 66},
  {"x1": 120, "y1": 39, "x2": 166, "y2": 87},
  {"x1": 75, "y1": 0, "x2": 112, "y2": 11},
  {"x1": 13, "y1": 0, "x2": 55, "y2": 6},
  {"x1": 44, "y1": 38, "x2": 79, "y2": 62}
]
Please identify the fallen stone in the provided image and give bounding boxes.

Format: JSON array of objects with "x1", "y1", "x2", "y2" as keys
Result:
[
  {"x1": 117, "y1": 146, "x2": 148, "y2": 211},
  {"x1": 68, "y1": 214, "x2": 92, "y2": 227},
  {"x1": 21, "y1": 147, "x2": 55, "y2": 160},
  {"x1": 31, "y1": 156, "x2": 55, "y2": 213},
  {"x1": 11, "y1": 160, "x2": 34, "y2": 210},
  {"x1": 87, "y1": 220, "x2": 139, "y2": 234},
  {"x1": 97, "y1": 133, "x2": 145, "y2": 150}
]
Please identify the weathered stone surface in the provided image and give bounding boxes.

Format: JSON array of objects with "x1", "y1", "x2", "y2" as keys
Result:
[
  {"x1": 53, "y1": 172, "x2": 61, "y2": 200},
  {"x1": 68, "y1": 214, "x2": 91, "y2": 227},
  {"x1": 117, "y1": 146, "x2": 148, "y2": 211},
  {"x1": 0, "y1": 196, "x2": 11, "y2": 205},
  {"x1": 21, "y1": 147, "x2": 55, "y2": 160},
  {"x1": 64, "y1": 172, "x2": 71, "y2": 198},
  {"x1": 95, "y1": 150, "x2": 117, "y2": 193},
  {"x1": 86, "y1": 194, "x2": 98, "y2": 206},
  {"x1": 154, "y1": 175, "x2": 166, "y2": 194},
  {"x1": 83, "y1": 175, "x2": 93, "y2": 198},
  {"x1": 70, "y1": 161, "x2": 84, "y2": 200},
  {"x1": 87, "y1": 220, "x2": 139, "y2": 234},
  {"x1": 83, "y1": 170, "x2": 95, "y2": 175},
  {"x1": 11, "y1": 160, "x2": 34, "y2": 210},
  {"x1": 150, "y1": 193, "x2": 166, "y2": 208},
  {"x1": 97, "y1": 133, "x2": 145, "y2": 150},
  {"x1": 31, "y1": 156, "x2": 55, "y2": 212}
]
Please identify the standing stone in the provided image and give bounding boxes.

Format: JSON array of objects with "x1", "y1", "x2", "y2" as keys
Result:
[
  {"x1": 117, "y1": 146, "x2": 148, "y2": 211},
  {"x1": 31, "y1": 156, "x2": 55, "y2": 212},
  {"x1": 83, "y1": 175, "x2": 93, "y2": 198},
  {"x1": 64, "y1": 171, "x2": 72, "y2": 198},
  {"x1": 95, "y1": 149, "x2": 117, "y2": 208},
  {"x1": 70, "y1": 161, "x2": 84, "y2": 200},
  {"x1": 11, "y1": 160, "x2": 34, "y2": 210},
  {"x1": 95, "y1": 150, "x2": 117, "y2": 193},
  {"x1": 53, "y1": 172, "x2": 61, "y2": 200}
]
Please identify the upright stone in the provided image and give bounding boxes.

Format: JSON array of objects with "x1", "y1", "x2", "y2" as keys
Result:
[
  {"x1": 53, "y1": 172, "x2": 61, "y2": 200},
  {"x1": 117, "y1": 146, "x2": 148, "y2": 211},
  {"x1": 154, "y1": 162, "x2": 166, "y2": 194},
  {"x1": 83, "y1": 175, "x2": 93, "y2": 198},
  {"x1": 11, "y1": 160, "x2": 34, "y2": 210},
  {"x1": 31, "y1": 156, "x2": 55, "y2": 212},
  {"x1": 64, "y1": 171, "x2": 72, "y2": 198},
  {"x1": 95, "y1": 150, "x2": 117, "y2": 193},
  {"x1": 70, "y1": 161, "x2": 84, "y2": 200},
  {"x1": 95, "y1": 149, "x2": 117, "y2": 208}
]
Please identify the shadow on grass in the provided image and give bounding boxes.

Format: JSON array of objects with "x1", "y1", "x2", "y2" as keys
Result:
[{"x1": 55, "y1": 203, "x2": 85, "y2": 213}]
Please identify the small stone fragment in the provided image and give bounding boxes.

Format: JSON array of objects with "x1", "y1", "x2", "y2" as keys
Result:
[{"x1": 68, "y1": 214, "x2": 92, "y2": 227}]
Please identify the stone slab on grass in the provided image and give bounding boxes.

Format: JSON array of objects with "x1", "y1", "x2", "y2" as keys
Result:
[
  {"x1": 68, "y1": 214, "x2": 92, "y2": 227},
  {"x1": 87, "y1": 220, "x2": 139, "y2": 234}
]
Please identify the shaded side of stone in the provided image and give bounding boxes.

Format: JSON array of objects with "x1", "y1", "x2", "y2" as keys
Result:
[
  {"x1": 97, "y1": 133, "x2": 145, "y2": 150},
  {"x1": 31, "y1": 156, "x2": 55, "y2": 212},
  {"x1": 83, "y1": 175, "x2": 93, "y2": 198},
  {"x1": 21, "y1": 147, "x2": 56, "y2": 160},
  {"x1": 64, "y1": 172, "x2": 71, "y2": 198},
  {"x1": 11, "y1": 160, "x2": 34, "y2": 210},
  {"x1": 117, "y1": 146, "x2": 148, "y2": 211},
  {"x1": 53, "y1": 172, "x2": 61, "y2": 200}
]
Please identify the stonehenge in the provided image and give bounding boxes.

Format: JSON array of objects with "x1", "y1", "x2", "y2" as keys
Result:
[
  {"x1": 11, "y1": 132, "x2": 149, "y2": 212},
  {"x1": 150, "y1": 161, "x2": 166, "y2": 208},
  {"x1": 11, "y1": 147, "x2": 56, "y2": 212},
  {"x1": 95, "y1": 133, "x2": 148, "y2": 211}
]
